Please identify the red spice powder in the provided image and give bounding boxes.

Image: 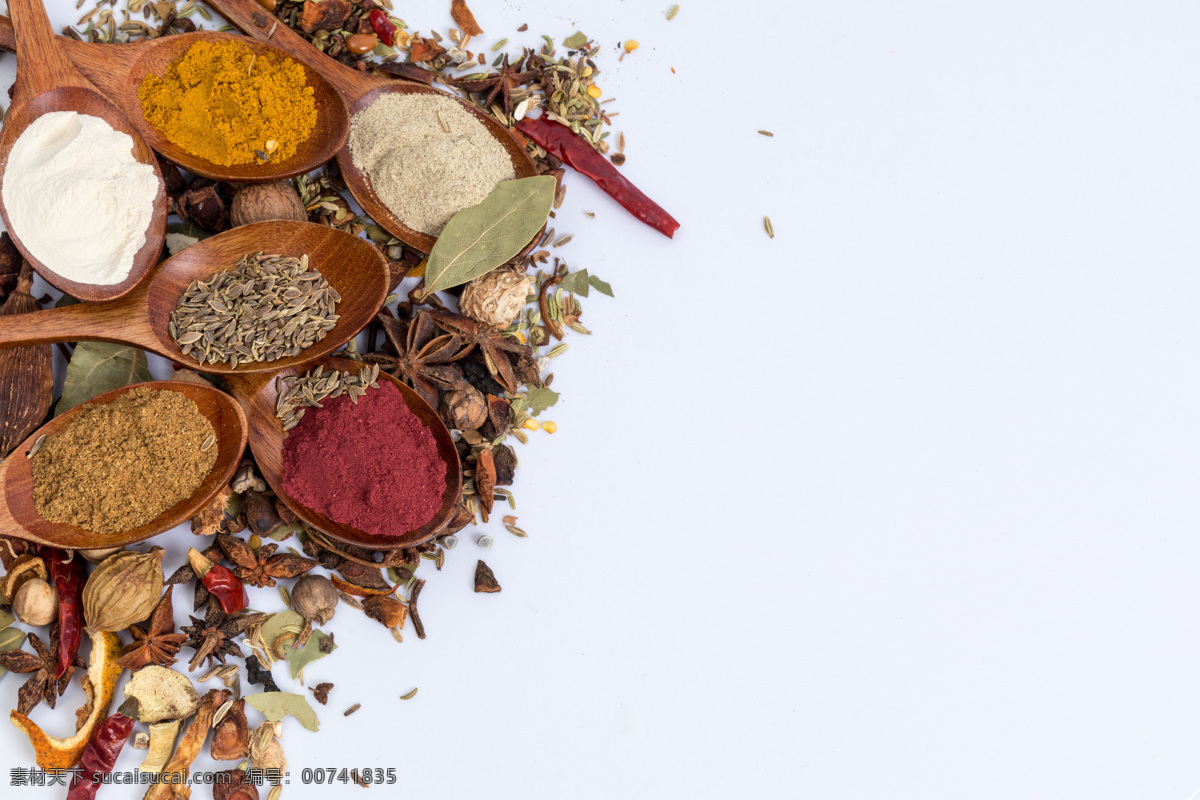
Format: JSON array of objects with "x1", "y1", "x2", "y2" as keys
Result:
[{"x1": 281, "y1": 381, "x2": 446, "y2": 536}]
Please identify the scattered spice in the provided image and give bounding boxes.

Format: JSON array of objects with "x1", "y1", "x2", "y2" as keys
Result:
[
  {"x1": 474, "y1": 561, "x2": 501, "y2": 593},
  {"x1": 138, "y1": 40, "x2": 317, "y2": 166},
  {"x1": 31, "y1": 387, "x2": 217, "y2": 534},
  {"x1": 764, "y1": 216, "x2": 775, "y2": 239},
  {"x1": 41, "y1": 548, "x2": 86, "y2": 680},
  {"x1": 311, "y1": 682, "x2": 333, "y2": 705},
  {"x1": 343, "y1": 703, "x2": 361, "y2": 716},
  {"x1": 66, "y1": 697, "x2": 138, "y2": 800},
  {"x1": 399, "y1": 688, "x2": 418, "y2": 700},
  {"x1": 119, "y1": 586, "x2": 188, "y2": 670}
]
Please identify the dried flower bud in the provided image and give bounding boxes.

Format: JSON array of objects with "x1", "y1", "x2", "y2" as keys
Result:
[
  {"x1": 12, "y1": 578, "x2": 58, "y2": 626},
  {"x1": 459, "y1": 268, "x2": 529, "y2": 328},
  {"x1": 440, "y1": 383, "x2": 487, "y2": 431},
  {"x1": 230, "y1": 182, "x2": 308, "y2": 228},
  {"x1": 82, "y1": 548, "x2": 165, "y2": 632},
  {"x1": 290, "y1": 575, "x2": 338, "y2": 626}
]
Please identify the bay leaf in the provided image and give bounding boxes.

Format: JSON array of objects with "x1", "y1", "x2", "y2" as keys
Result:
[
  {"x1": 563, "y1": 31, "x2": 589, "y2": 49},
  {"x1": 55, "y1": 342, "x2": 152, "y2": 416},
  {"x1": 286, "y1": 629, "x2": 336, "y2": 680},
  {"x1": 424, "y1": 176, "x2": 557, "y2": 295},
  {"x1": 0, "y1": 627, "x2": 27, "y2": 679},
  {"x1": 525, "y1": 387, "x2": 560, "y2": 416},
  {"x1": 559, "y1": 269, "x2": 590, "y2": 297},
  {"x1": 244, "y1": 692, "x2": 320, "y2": 732},
  {"x1": 259, "y1": 610, "x2": 305, "y2": 652},
  {"x1": 0, "y1": 609, "x2": 13, "y2": 630},
  {"x1": 587, "y1": 274, "x2": 614, "y2": 297}
]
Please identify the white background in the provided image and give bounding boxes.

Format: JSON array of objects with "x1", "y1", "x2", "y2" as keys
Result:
[{"x1": 2, "y1": 0, "x2": 1200, "y2": 798}]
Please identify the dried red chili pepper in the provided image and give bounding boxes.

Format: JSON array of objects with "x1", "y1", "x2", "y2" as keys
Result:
[
  {"x1": 517, "y1": 115, "x2": 680, "y2": 238},
  {"x1": 186, "y1": 548, "x2": 247, "y2": 615},
  {"x1": 369, "y1": 10, "x2": 396, "y2": 47},
  {"x1": 40, "y1": 547, "x2": 84, "y2": 679},
  {"x1": 66, "y1": 698, "x2": 137, "y2": 800}
]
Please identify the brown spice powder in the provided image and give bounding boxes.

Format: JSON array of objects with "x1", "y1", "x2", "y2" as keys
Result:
[{"x1": 32, "y1": 386, "x2": 217, "y2": 534}]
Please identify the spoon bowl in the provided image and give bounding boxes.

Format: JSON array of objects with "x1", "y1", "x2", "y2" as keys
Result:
[
  {"x1": 0, "y1": 0, "x2": 166, "y2": 302},
  {"x1": 0, "y1": 381, "x2": 248, "y2": 550},
  {"x1": 0, "y1": 220, "x2": 391, "y2": 375},
  {"x1": 0, "y1": 20, "x2": 351, "y2": 182},
  {"x1": 227, "y1": 357, "x2": 463, "y2": 550}
]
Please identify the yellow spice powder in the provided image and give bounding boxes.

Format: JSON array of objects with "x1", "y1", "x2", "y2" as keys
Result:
[{"x1": 138, "y1": 40, "x2": 317, "y2": 167}]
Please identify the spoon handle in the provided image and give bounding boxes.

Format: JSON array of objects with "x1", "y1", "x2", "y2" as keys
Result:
[
  {"x1": 7, "y1": 0, "x2": 89, "y2": 103},
  {"x1": 203, "y1": 0, "x2": 382, "y2": 100},
  {"x1": 0, "y1": 301, "x2": 157, "y2": 353}
]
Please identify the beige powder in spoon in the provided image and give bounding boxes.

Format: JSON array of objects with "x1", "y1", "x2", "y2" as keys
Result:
[{"x1": 348, "y1": 93, "x2": 514, "y2": 235}]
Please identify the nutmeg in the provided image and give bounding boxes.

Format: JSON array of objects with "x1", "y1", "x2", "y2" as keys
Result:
[
  {"x1": 290, "y1": 574, "x2": 338, "y2": 626},
  {"x1": 440, "y1": 383, "x2": 487, "y2": 431},
  {"x1": 229, "y1": 182, "x2": 307, "y2": 228},
  {"x1": 459, "y1": 267, "x2": 530, "y2": 328},
  {"x1": 82, "y1": 548, "x2": 165, "y2": 632},
  {"x1": 12, "y1": 578, "x2": 58, "y2": 626}
]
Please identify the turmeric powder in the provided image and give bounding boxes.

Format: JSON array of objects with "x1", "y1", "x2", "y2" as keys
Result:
[{"x1": 138, "y1": 40, "x2": 317, "y2": 167}]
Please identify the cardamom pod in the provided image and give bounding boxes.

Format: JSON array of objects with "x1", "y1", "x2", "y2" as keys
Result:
[
  {"x1": 0, "y1": 240, "x2": 52, "y2": 458},
  {"x1": 82, "y1": 548, "x2": 165, "y2": 632}
]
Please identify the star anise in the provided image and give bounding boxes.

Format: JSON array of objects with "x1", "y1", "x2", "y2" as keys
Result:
[
  {"x1": 216, "y1": 534, "x2": 317, "y2": 589},
  {"x1": 444, "y1": 53, "x2": 541, "y2": 116},
  {"x1": 181, "y1": 597, "x2": 264, "y2": 673},
  {"x1": 428, "y1": 310, "x2": 534, "y2": 395},
  {"x1": 118, "y1": 586, "x2": 188, "y2": 671},
  {"x1": 0, "y1": 631, "x2": 81, "y2": 716},
  {"x1": 363, "y1": 309, "x2": 466, "y2": 408}
]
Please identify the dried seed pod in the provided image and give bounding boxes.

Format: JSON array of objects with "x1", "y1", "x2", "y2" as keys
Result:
[
  {"x1": 211, "y1": 698, "x2": 250, "y2": 761},
  {"x1": 361, "y1": 595, "x2": 407, "y2": 629},
  {"x1": 230, "y1": 182, "x2": 308, "y2": 228},
  {"x1": 12, "y1": 578, "x2": 58, "y2": 626},
  {"x1": 82, "y1": 549, "x2": 165, "y2": 632},
  {"x1": 440, "y1": 383, "x2": 487, "y2": 431},
  {"x1": 290, "y1": 575, "x2": 338, "y2": 626},
  {"x1": 459, "y1": 267, "x2": 529, "y2": 328},
  {"x1": 0, "y1": 256, "x2": 52, "y2": 459}
]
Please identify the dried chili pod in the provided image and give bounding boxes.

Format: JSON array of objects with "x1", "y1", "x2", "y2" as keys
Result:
[
  {"x1": 186, "y1": 549, "x2": 247, "y2": 615},
  {"x1": 66, "y1": 698, "x2": 138, "y2": 800},
  {"x1": 368, "y1": 9, "x2": 396, "y2": 46},
  {"x1": 0, "y1": 258, "x2": 52, "y2": 458},
  {"x1": 40, "y1": 547, "x2": 85, "y2": 679}
]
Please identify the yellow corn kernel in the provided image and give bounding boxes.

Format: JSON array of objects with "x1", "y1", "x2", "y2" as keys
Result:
[
  {"x1": 581, "y1": 66, "x2": 593, "y2": 77},
  {"x1": 624, "y1": 40, "x2": 639, "y2": 52},
  {"x1": 249, "y1": 534, "x2": 262, "y2": 550},
  {"x1": 542, "y1": 421, "x2": 558, "y2": 434},
  {"x1": 523, "y1": 419, "x2": 540, "y2": 431},
  {"x1": 587, "y1": 85, "x2": 602, "y2": 99}
]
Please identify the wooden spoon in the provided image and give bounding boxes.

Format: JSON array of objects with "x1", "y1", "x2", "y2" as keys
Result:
[
  {"x1": 204, "y1": 0, "x2": 542, "y2": 255},
  {"x1": 0, "y1": 221, "x2": 389, "y2": 375},
  {"x1": 226, "y1": 357, "x2": 463, "y2": 550},
  {"x1": 0, "y1": 381, "x2": 247, "y2": 550},
  {"x1": 0, "y1": 0, "x2": 167, "y2": 302},
  {"x1": 0, "y1": 18, "x2": 349, "y2": 183}
]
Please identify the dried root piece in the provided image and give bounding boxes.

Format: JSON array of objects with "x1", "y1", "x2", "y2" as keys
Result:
[{"x1": 143, "y1": 688, "x2": 231, "y2": 800}]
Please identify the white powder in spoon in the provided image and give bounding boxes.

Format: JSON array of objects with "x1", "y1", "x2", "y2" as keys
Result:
[{"x1": 1, "y1": 111, "x2": 158, "y2": 286}]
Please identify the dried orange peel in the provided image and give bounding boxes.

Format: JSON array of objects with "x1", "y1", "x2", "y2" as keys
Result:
[{"x1": 10, "y1": 630, "x2": 123, "y2": 771}]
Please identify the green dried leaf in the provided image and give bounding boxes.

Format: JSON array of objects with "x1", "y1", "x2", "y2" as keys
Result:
[
  {"x1": 244, "y1": 692, "x2": 320, "y2": 732},
  {"x1": 0, "y1": 609, "x2": 13, "y2": 630},
  {"x1": 587, "y1": 274, "x2": 614, "y2": 297},
  {"x1": 525, "y1": 387, "x2": 560, "y2": 416},
  {"x1": 286, "y1": 630, "x2": 336, "y2": 680},
  {"x1": 562, "y1": 31, "x2": 589, "y2": 49},
  {"x1": 55, "y1": 343, "x2": 151, "y2": 416},
  {"x1": 259, "y1": 611, "x2": 304, "y2": 652},
  {"x1": 0, "y1": 627, "x2": 27, "y2": 679},
  {"x1": 559, "y1": 269, "x2": 590, "y2": 297},
  {"x1": 424, "y1": 176, "x2": 556, "y2": 294}
]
